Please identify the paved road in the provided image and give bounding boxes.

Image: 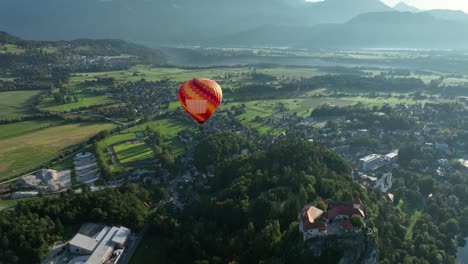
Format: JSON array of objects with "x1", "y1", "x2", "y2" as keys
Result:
[{"x1": 119, "y1": 225, "x2": 148, "y2": 264}]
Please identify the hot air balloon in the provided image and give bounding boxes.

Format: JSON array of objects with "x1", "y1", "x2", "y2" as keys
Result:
[{"x1": 178, "y1": 78, "x2": 223, "y2": 124}]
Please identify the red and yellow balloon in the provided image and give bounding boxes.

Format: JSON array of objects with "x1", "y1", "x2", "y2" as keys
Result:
[{"x1": 178, "y1": 78, "x2": 223, "y2": 124}]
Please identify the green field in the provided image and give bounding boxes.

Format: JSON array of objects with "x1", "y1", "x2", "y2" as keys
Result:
[
  {"x1": 126, "y1": 118, "x2": 194, "y2": 155},
  {"x1": 0, "y1": 122, "x2": 116, "y2": 175},
  {"x1": 96, "y1": 132, "x2": 139, "y2": 173},
  {"x1": 38, "y1": 94, "x2": 115, "y2": 112},
  {"x1": 0, "y1": 44, "x2": 25, "y2": 54},
  {"x1": 0, "y1": 90, "x2": 42, "y2": 120},
  {"x1": 223, "y1": 98, "x2": 355, "y2": 134},
  {"x1": 0, "y1": 197, "x2": 36, "y2": 208},
  {"x1": 114, "y1": 141, "x2": 154, "y2": 164},
  {"x1": 0, "y1": 120, "x2": 59, "y2": 140},
  {"x1": 405, "y1": 211, "x2": 422, "y2": 240}
]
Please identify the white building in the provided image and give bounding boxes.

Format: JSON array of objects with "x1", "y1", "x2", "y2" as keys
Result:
[
  {"x1": 299, "y1": 205, "x2": 327, "y2": 241},
  {"x1": 374, "y1": 172, "x2": 393, "y2": 193},
  {"x1": 359, "y1": 154, "x2": 385, "y2": 171},
  {"x1": 384, "y1": 152, "x2": 398, "y2": 163},
  {"x1": 10, "y1": 191, "x2": 39, "y2": 199},
  {"x1": 67, "y1": 225, "x2": 131, "y2": 264}
]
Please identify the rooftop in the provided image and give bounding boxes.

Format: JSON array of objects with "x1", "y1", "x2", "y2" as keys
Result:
[{"x1": 360, "y1": 154, "x2": 381, "y2": 162}]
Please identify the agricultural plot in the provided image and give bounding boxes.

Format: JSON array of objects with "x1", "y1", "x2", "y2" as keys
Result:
[
  {"x1": 0, "y1": 44, "x2": 25, "y2": 54},
  {"x1": 38, "y1": 94, "x2": 116, "y2": 112},
  {"x1": 0, "y1": 90, "x2": 42, "y2": 120},
  {"x1": 0, "y1": 120, "x2": 59, "y2": 140},
  {"x1": 0, "y1": 122, "x2": 116, "y2": 175},
  {"x1": 114, "y1": 141, "x2": 154, "y2": 164},
  {"x1": 127, "y1": 118, "x2": 194, "y2": 155},
  {"x1": 70, "y1": 66, "x2": 250, "y2": 86},
  {"x1": 96, "y1": 132, "x2": 141, "y2": 173}
]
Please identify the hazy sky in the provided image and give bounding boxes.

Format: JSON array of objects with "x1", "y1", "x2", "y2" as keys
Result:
[
  {"x1": 306, "y1": 0, "x2": 468, "y2": 12},
  {"x1": 381, "y1": 0, "x2": 468, "y2": 12}
]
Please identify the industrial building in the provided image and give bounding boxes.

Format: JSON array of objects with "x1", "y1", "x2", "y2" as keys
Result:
[{"x1": 68, "y1": 224, "x2": 130, "y2": 264}]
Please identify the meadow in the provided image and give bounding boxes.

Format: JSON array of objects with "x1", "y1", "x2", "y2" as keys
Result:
[
  {"x1": 38, "y1": 94, "x2": 116, "y2": 112},
  {"x1": 0, "y1": 122, "x2": 116, "y2": 175},
  {"x1": 0, "y1": 90, "x2": 42, "y2": 120},
  {"x1": 114, "y1": 141, "x2": 154, "y2": 164},
  {"x1": 0, "y1": 120, "x2": 59, "y2": 140},
  {"x1": 0, "y1": 43, "x2": 25, "y2": 54}
]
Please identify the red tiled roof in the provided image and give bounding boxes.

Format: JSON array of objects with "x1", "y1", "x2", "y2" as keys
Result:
[
  {"x1": 301, "y1": 205, "x2": 326, "y2": 231},
  {"x1": 328, "y1": 205, "x2": 354, "y2": 219},
  {"x1": 303, "y1": 220, "x2": 327, "y2": 231},
  {"x1": 340, "y1": 220, "x2": 353, "y2": 230},
  {"x1": 327, "y1": 205, "x2": 365, "y2": 220},
  {"x1": 353, "y1": 197, "x2": 362, "y2": 205}
]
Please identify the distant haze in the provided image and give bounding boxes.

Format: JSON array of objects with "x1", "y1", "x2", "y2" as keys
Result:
[{"x1": 308, "y1": 0, "x2": 468, "y2": 12}]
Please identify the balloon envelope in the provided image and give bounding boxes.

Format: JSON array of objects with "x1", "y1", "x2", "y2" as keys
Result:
[{"x1": 178, "y1": 78, "x2": 223, "y2": 124}]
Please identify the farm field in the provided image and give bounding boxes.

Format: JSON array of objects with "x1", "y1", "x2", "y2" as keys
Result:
[
  {"x1": 0, "y1": 120, "x2": 60, "y2": 139},
  {"x1": 0, "y1": 122, "x2": 116, "y2": 175},
  {"x1": 70, "y1": 66, "x2": 250, "y2": 85},
  {"x1": 0, "y1": 90, "x2": 42, "y2": 120},
  {"x1": 0, "y1": 43, "x2": 25, "y2": 54},
  {"x1": 96, "y1": 132, "x2": 140, "y2": 173},
  {"x1": 126, "y1": 118, "x2": 194, "y2": 155},
  {"x1": 38, "y1": 94, "x2": 116, "y2": 112},
  {"x1": 114, "y1": 141, "x2": 154, "y2": 164}
]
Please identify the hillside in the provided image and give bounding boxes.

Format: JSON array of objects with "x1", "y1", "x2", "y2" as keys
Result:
[
  {"x1": 0, "y1": 32, "x2": 167, "y2": 70},
  {"x1": 218, "y1": 12, "x2": 468, "y2": 49},
  {"x1": 425, "y1": 9, "x2": 468, "y2": 22},
  {"x1": 0, "y1": 0, "x2": 392, "y2": 45},
  {"x1": 393, "y1": 2, "x2": 420, "y2": 13}
]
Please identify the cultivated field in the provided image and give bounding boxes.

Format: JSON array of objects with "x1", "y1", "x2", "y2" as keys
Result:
[
  {"x1": 126, "y1": 118, "x2": 194, "y2": 155},
  {"x1": 38, "y1": 94, "x2": 116, "y2": 112},
  {"x1": 0, "y1": 44, "x2": 25, "y2": 54},
  {"x1": 0, "y1": 90, "x2": 42, "y2": 120},
  {"x1": 0, "y1": 120, "x2": 59, "y2": 139},
  {"x1": 114, "y1": 141, "x2": 154, "y2": 164},
  {"x1": 0, "y1": 122, "x2": 116, "y2": 175}
]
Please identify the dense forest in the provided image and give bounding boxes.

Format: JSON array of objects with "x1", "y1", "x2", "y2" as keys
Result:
[
  {"x1": 0, "y1": 186, "x2": 149, "y2": 264},
  {"x1": 146, "y1": 132, "x2": 467, "y2": 264},
  {"x1": 146, "y1": 133, "x2": 370, "y2": 263}
]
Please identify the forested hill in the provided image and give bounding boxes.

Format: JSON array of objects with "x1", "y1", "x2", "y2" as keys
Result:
[
  {"x1": 147, "y1": 132, "x2": 375, "y2": 263},
  {"x1": 0, "y1": 32, "x2": 167, "y2": 68}
]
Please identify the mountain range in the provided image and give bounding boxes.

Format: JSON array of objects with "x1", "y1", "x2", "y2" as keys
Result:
[
  {"x1": 393, "y1": 2, "x2": 419, "y2": 13},
  {"x1": 0, "y1": 0, "x2": 468, "y2": 48}
]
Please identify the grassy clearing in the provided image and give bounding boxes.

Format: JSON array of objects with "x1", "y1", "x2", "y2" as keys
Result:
[
  {"x1": 442, "y1": 77, "x2": 468, "y2": 86},
  {"x1": 342, "y1": 95, "x2": 447, "y2": 106},
  {"x1": 0, "y1": 44, "x2": 25, "y2": 54},
  {"x1": 0, "y1": 90, "x2": 42, "y2": 120},
  {"x1": 114, "y1": 142, "x2": 154, "y2": 164},
  {"x1": 0, "y1": 197, "x2": 36, "y2": 208},
  {"x1": 38, "y1": 94, "x2": 115, "y2": 112},
  {"x1": 51, "y1": 155, "x2": 75, "y2": 171},
  {"x1": 257, "y1": 67, "x2": 324, "y2": 78},
  {"x1": 225, "y1": 98, "x2": 354, "y2": 123},
  {"x1": 0, "y1": 120, "x2": 59, "y2": 140},
  {"x1": 405, "y1": 211, "x2": 422, "y2": 240},
  {"x1": 0, "y1": 122, "x2": 116, "y2": 175}
]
